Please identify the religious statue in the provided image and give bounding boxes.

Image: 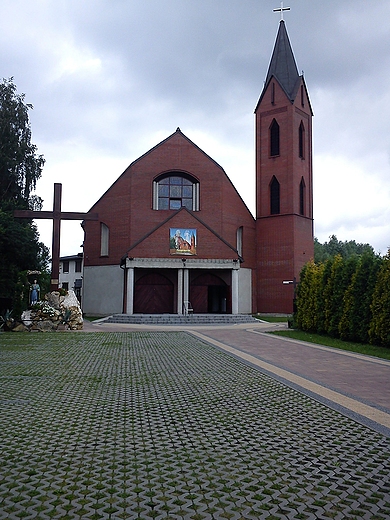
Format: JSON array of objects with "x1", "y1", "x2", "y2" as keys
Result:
[{"x1": 30, "y1": 280, "x2": 40, "y2": 305}]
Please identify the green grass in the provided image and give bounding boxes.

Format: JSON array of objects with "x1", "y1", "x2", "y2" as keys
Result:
[
  {"x1": 255, "y1": 315, "x2": 290, "y2": 323},
  {"x1": 269, "y1": 329, "x2": 390, "y2": 360}
]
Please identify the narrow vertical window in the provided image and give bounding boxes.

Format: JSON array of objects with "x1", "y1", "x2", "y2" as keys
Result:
[
  {"x1": 271, "y1": 82, "x2": 275, "y2": 105},
  {"x1": 270, "y1": 176, "x2": 280, "y2": 215},
  {"x1": 236, "y1": 226, "x2": 243, "y2": 257},
  {"x1": 270, "y1": 119, "x2": 280, "y2": 157},
  {"x1": 299, "y1": 177, "x2": 306, "y2": 216},
  {"x1": 152, "y1": 180, "x2": 158, "y2": 209},
  {"x1": 299, "y1": 121, "x2": 305, "y2": 159},
  {"x1": 301, "y1": 85, "x2": 305, "y2": 107},
  {"x1": 100, "y1": 223, "x2": 109, "y2": 256},
  {"x1": 75, "y1": 258, "x2": 82, "y2": 272}
]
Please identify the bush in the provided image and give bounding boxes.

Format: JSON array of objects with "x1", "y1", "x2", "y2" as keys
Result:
[
  {"x1": 369, "y1": 251, "x2": 390, "y2": 347},
  {"x1": 296, "y1": 249, "x2": 389, "y2": 348}
]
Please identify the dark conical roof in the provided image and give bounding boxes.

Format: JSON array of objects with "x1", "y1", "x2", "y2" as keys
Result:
[{"x1": 264, "y1": 20, "x2": 300, "y2": 101}]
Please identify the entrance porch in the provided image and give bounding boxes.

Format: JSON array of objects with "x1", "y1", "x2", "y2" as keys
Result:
[{"x1": 124, "y1": 258, "x2": 241, "y2": 315}]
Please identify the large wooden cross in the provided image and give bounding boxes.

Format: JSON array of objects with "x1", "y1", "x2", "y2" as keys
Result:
[{"x1": 14, "y1": 183, "x2": 98, "y2": 292}]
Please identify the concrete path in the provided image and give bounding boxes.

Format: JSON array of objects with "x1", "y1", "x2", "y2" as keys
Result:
[{"x1": 83, "y1": 319, "x2": 390, "y2": 437}]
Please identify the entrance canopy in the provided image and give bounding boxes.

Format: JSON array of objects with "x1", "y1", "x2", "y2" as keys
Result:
[{"x1": 123, "y1": 257, "x2": 240, "y2": 315}]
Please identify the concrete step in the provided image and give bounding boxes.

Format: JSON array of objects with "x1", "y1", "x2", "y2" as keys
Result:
[{"x1": 100, "y1": 314, "x2": 259, "y2": 325}]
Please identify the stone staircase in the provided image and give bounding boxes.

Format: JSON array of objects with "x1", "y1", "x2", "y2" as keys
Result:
[{"x1": 99, "y1": 314, "x2": 260, "y2": 325}]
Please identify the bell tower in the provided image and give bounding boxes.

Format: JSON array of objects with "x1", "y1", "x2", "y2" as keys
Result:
[{"x1": 255, "y1": 19, "x2": 314, "y2": 313}]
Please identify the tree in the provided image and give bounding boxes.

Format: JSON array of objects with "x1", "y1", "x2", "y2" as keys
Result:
[
  {"x1": 316, "y1": 256, "x2": 333, "y2": 334},
  {"x1": 0, "y1": 78, "x2": 48, "y2": 312},
  {"x1": 339, "y1": 252, "x2": 381, "y2": 343},
  {"x1": 0, "y1": 78, "x2": 45, "y2": 205},
  {"x1": 295, "y1": 260, "x2": 324, "y2": 332},
  {"x1": 319, "y1": 255, "x2": 358, "y2": 337},
  {"x1": 314, "y1": 235, "x2": 375, "y2": 263},
  {"x1": 369, "y1": 251, "x2": 390, "y2": 348}
]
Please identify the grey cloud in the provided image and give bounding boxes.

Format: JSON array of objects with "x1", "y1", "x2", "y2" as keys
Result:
[{"x1": 1, "y1": 0, "x2": 390, "y2": 254}]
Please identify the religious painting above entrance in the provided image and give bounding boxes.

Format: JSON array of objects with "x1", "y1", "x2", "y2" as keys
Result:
[{"x1": 170, "y1": 228, "x2": 197, "y2": 255}]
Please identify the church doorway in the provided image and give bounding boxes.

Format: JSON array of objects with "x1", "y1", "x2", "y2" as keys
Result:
[
  {"x1": 190, "y1": 272, "x2": 230, "y2": 314},
  {"x1": 208, "y1": 285, "x2": 228, "y2": 313},
  {"x1": 134, "y1": 272, "x2": 174, "y2": 314}
]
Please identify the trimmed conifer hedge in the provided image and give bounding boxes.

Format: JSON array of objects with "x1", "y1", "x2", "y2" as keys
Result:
[{"x1": 295, "y1": 251, "x2": 390, "y2": 348}]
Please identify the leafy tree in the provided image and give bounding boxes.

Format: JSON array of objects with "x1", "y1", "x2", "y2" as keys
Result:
[
  {"x1": 0, "y1": 77, "x2": 48, "y2": 312},
  {"x1": 369, "y1": 251, "x2": 390, "y2": 348},
  {"x1": 314, "y1": 235, "x2": 375, "y2": 263},
  {"x1": 0, "y1": 78, "x2": 45, "y2": 204}
]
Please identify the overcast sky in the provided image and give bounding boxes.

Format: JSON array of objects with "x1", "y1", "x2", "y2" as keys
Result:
[{"x1": 2, "y1": 0, "x2": 390, "y2": 257}]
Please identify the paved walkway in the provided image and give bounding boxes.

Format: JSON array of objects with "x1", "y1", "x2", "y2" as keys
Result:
[
  {"x1": 1, "y1": 327, "x2": 389, "y2": 519},
  {"x1": 84, "y1": 319, "x2": 390, "y2": 437}
]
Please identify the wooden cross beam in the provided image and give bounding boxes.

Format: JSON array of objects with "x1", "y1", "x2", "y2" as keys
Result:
[
  {"x1": 273, "y1": 1, "x2": 290, "y2": 20},
  {"x1": 14, "y1": 183, "x2": 98, "y2": 292}
]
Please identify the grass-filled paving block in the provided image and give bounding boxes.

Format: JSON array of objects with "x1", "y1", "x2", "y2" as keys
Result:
[{"x1": 0, "y1": 331, "x2": 389, "y2": 519}]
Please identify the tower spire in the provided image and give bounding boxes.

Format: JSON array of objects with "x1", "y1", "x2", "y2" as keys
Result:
[{"x1": 264, "y1": 19, "x2": 299, "y2": 102}]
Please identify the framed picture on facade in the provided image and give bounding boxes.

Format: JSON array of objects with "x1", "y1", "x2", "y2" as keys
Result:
[{"x1": 170, "y1": 228, "x2": 197, "y2": 255}]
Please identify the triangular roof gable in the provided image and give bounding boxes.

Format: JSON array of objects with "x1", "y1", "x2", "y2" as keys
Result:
[
  {"x1": 255, "y1": 73, "x2": 300, "y2": 111},
  {"x1": 130, "y1": 127, "x2": 225, "y2": 172},
  {"x1": 88, "y1": 127, "x2": 254, "y2": 218},
  {"x1": 122, "y1": 207, "x2": 240, "y2": 260},
  {"x1": 255, "y1": 74, "x2": 313, "y2": 115},
  {"x1": 126, "y1": 127, "x2": 254, "y2": 216}
]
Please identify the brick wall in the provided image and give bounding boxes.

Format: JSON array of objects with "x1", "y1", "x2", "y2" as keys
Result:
[
  {"x1": 255, "y1": 78, "x2": 314, "y2": 313},
  {"x1": 83, "y1": 130, "x2": 257, "y2": 272}
]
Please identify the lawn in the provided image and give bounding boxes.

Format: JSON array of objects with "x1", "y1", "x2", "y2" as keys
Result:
[
  {"x1": 256, "y1": 315, "x2": 290, "y2": 323},
  {"x1": 269, "y1": 329, "x2": 390, "y2": 361}
]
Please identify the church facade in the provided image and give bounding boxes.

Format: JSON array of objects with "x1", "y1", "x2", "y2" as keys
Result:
[{"x1": 82, "y1": 20, "x2": 314, "y2": 316}]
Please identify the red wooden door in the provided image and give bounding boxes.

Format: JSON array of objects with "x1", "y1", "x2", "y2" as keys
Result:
[{"x1": 134, "y1": 273, "x2": 174, "y2": 314}]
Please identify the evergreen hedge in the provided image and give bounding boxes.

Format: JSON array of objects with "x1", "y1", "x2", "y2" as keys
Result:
[{"x1": 295, "y1": 251, "x2": 390, "y2": 348}]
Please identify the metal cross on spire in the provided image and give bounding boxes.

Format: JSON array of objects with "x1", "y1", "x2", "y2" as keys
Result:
[{"x1": 273, "y1": 1, "x2": 290, "y2": 20}]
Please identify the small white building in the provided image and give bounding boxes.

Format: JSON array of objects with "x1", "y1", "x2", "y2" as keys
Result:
[{"x1": 59, "y1": 254, "x2": 83, "y2": 303}]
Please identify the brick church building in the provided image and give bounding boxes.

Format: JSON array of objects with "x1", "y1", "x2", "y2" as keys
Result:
[{"x1": 82, "y1": 20, "x2": 314, "y2": 316}]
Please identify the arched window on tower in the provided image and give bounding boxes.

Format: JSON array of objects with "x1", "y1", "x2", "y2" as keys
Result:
[
  {"x1": 299, "y1": 177, "x2": 306, "y2": 216},
  {"x1": 299, "y1": 121, "x2": 305, "y2": 159},
  {"x1": 270, "y1": 176, "x2": 280, "y2": 215},
  {"x1": 270, "y1": 119, "x2": 280, "y2": 157},
  {"x1": 153, "y1": 172, "x2": 200, "y2": 211}
]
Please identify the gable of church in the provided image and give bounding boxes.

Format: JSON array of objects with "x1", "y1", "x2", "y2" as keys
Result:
[
  {"x1": 83, "y1": 128, "x2": 256, "y2": 268},
  {"x1": 125, "y1": 207, "x2": 240, "y2": 260}
]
